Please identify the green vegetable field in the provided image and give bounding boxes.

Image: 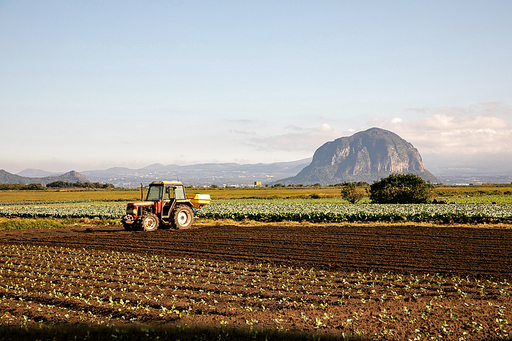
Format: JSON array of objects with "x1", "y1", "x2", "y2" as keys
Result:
[
  {"x1": 1, "y1": 199, "x2": 511, "y2": 223},
  {"x1": 0, "y1": 202, "x2": 125, "y2": 219}
]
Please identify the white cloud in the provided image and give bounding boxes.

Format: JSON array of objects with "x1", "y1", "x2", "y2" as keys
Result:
[
  {"x1": 247, "y1": 123, "x2": 345, "y2": 152},
  {"x1": 374, "y1": 103, "x2": 512, "y2": 156},
  {"x1": 405, "y1": 102, "x2": 512, "y2": 118},
  {"x1": 320, "y1": 123, "x2": 333, "y2": 131},
  {"x1": 284, "y1": 125, "x2": 306, "y2": 131}
]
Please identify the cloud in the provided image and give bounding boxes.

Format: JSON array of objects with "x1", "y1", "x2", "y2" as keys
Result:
[
  {"x1": 228, "y1": 129, "x2": 257, "y2": 136},
  {"x1": 247, "y1": 123, "x2": 344, "y2": 152},
  {"x1": 229, "y1": 102, "x2": 512, "y2": 161},
  {"x1": 284, "y1": 125, "x2": 306, "y2": 131},
  {"x1": 405, "y1": 102, "x2": 512, "y2": 118},
  {"x1": 320, "y1": 123, "x2": 333, "y2": 131},
  {"x1": 373, "y1": 103, "x2": 512, "y2": 156},
  {"x1": 225, "y1": 119, "x2": 255, "y2": 124}
]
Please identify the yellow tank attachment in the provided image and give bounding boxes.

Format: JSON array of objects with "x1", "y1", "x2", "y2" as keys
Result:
[
  {"x1": 187, "y1": 194, "x2": 211, "y2": 209},
  {"x1": 151, "y1": 181, "x2": 184, "y2": 185}
]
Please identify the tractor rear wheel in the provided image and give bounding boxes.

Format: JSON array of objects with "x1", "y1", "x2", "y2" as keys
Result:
[
  {"x1": 141, "y1": 214, "x2": 159, "y2": 231},
  {"x1": 173, "y1": 205, "x2": 194, "y2": 229}
]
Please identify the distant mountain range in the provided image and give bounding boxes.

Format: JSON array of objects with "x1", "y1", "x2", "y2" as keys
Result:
[
  {"x1": 6, "y1": 159, "x2": 311, "y2": 188},
  {"x1": 0, "y1": 170, "x2": 88, "y2": 186},
  {"x1": 4, "y1": 128, "x2": 511, "y2": 187},
  {"x1": 80, "y1": 160, "x2": 311, "y2": 188}
]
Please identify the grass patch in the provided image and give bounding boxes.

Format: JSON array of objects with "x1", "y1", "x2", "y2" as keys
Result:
[
  {"x1": 193, "y1": 217, "x2": 512, "y2": 229},
  {"x1": 0, "y1": 218, "x2": 63, "y2": 230},
  {"x1": 437, "y1": 194, "x2": 512, "y2": 204},
  {"x1": 0, "y1": 217, "x2": 122, "y2": 230}
]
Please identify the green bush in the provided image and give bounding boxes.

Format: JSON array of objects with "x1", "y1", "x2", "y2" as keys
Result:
[
  {"x1": 369, "y1": 173, "x2": 433, "y2": 204},
  {"x1": 340, "y1": 182, "x2": 366, "y2": 203}
]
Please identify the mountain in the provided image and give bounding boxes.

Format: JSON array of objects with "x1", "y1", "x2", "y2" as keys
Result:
[
  {"x1": 275, "y1": 128, "x2": 438, "y2": 185},
  {"x1": 0, "y1": 170, "x2": 89, "y2": 186},
  {"x1": 51, "y1": 171, "x2": 89, "y2": 184},
  {"x1": 17, "y1": 169, "x2": 61, "y2": 177}
]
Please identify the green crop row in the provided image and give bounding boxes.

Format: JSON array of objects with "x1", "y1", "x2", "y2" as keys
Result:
[
  {"x1": 199, "y1": 211, "x2": 509, "y2": 224},
  {"x1": 198, "y1": 202, "x2": 512, "y2": 223},
  {"x1": 0, "y1": 205, "x2": 124, "y2": 219},
  {"x1": 201, "y1": 202, "x2": 512, "y2": 218}
]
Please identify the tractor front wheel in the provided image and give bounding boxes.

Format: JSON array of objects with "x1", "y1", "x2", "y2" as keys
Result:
[
  {"x1": 123, "y1": 222, "x2": 135, "y2": 231},
  {"x1": 173, "y1": 205, "x2": 194, "y2": 229},
  {"x1": 141, "y1": 214, "x2": 159, "y2": 231}
]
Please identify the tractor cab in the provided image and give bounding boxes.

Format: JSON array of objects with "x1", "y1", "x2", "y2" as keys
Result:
[
  {"x1": 146, "y1": 181, "x2": 186, "y2": 201},
  {"x1": 146, "y1": 181, "x2": 187, "y2": 218}
]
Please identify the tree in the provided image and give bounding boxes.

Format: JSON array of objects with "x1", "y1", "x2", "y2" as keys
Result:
[
  {"x1": 46, "y1": 181, "x2": 69, "y2": 188},
  {"x1": 369, "y1": 173, "x2": 433, "y2": 204},
  {"x1": 25, "y1": 183, "x2": 45, "y2": 190},
  {"x1": 340, "y1": 182, "x2": 366, "y2": 204}
]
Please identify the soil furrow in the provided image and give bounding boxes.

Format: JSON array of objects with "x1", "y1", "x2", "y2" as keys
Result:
[{"x1": 1, "y1": 223, "x2": 512, "y2": 278}]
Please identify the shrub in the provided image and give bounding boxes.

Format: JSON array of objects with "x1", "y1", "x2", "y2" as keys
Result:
[
  {"x1": 340, "y1": 182, "x2": 366, "y2": 203},
  {"x1": 369, "y1": 173, "x2": 433, "y2": 204}
]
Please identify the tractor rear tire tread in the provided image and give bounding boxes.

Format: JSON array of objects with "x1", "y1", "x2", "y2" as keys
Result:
[{"x1": 173, "y1": 205, "x2": 194, "y2": 229}]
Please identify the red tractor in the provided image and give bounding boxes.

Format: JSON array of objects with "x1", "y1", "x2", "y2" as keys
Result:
[{"x1": 122, "y1": 181, "x2": 210, "y2": 231}]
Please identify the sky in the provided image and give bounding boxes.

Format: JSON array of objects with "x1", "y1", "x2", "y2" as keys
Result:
[{"x1": 1, "y1": 0, "x2": 511, "y2": 174}]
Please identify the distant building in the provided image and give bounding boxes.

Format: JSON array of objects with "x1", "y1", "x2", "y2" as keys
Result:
[{"x1": 254, "y1": 181, "x2": 262, "y2": 187}]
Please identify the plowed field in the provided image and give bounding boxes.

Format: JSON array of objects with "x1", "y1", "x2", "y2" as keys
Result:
[
  {"x1": 2, "y1": 223, "x2": 511, "y2": 277},
  {"x1": 1, "y1": 223, "x2": 512, "y2": 340}
]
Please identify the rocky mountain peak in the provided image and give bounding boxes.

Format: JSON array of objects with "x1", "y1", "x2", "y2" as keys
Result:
[{"x1": 277, "y1": 127, "x2": 437, "y2": 185}]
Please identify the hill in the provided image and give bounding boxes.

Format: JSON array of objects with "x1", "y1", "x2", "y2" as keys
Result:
[
  {"x1": 276, "y1": 127, "x2": 438, "y2": 185},
  {"x1": 0, "y1": 170, "x2": 89, "y2": 186},
  {"x1": 16, "y1": 169, "x2": 61, "y2": 177}
]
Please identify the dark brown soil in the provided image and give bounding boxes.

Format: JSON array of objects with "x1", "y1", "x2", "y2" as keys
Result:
[
  {"x1": 1, "y1": 223, "x2": 511, "y2": 340},
  {"x1": 2, "y1": 223, "x2": 511, "y2": 277}
]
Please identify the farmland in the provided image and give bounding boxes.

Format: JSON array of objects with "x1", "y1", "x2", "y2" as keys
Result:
[
  {"x1": 0, "y1": 186, "x2": 512, "y2": 340},
  {"x1": 1, "y1": 183, "x2": 509, "y2": 225},
  {"x1": 1, "y1": 223, "x2": 512, "y2": 340}
]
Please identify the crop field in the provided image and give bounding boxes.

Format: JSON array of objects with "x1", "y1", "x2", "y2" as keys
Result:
[
  {"x1": 204, "y1": 200, "x2": 512, "y2": 217},
  {"x1": 0, "y1": 201, "x2": 126, "y2": 220},
  {"x1": 1, "y1": 222, "x2": 512, "y2": 340},
  {"x1": 1, "y1": 199, "x2": 512, "y2": 224},
  {"x1": 200, "y1": 201, "x2": 512, "y2": 223}
]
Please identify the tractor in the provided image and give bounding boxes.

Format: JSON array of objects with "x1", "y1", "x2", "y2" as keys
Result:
[{"x1": 122, "y1": 181, "x2": 210, "y2": 231}]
